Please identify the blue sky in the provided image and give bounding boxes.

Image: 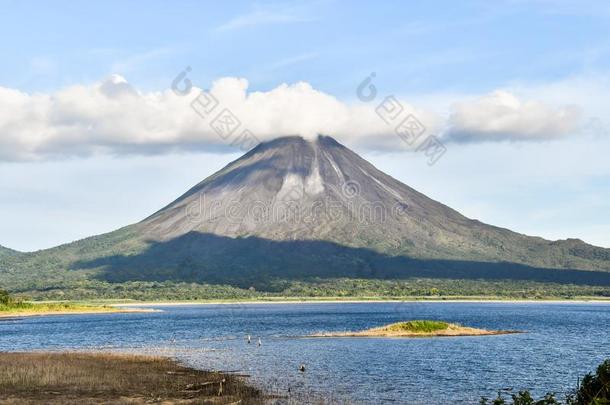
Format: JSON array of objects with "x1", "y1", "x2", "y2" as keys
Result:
[
  {"x1": 4, "y1": 0, "x2": 610, "y2": 95},
  {"x1": 1, "y1": 0, "x2": 610, "y2": 250}
]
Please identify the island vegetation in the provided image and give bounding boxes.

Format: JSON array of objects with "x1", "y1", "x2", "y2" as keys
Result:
[
  {"x1": 313, "y1": 319, "x2": 519, "y2": 338},
  {"x1": 0, "y1": 352, "x2": 262, "y2": 404}
]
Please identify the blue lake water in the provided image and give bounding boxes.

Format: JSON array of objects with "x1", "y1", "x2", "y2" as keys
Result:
[{"x1": 1, "y1": 302, "x2": 609, "y2": 404}]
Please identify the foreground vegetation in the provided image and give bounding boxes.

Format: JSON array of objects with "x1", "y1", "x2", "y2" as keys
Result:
[
  {"x1": 1, "y1": 351, "x2": 605, "y2": 404},
  {"x1": 0, "y1": 352, "x2": 262, "y2": 404},
  {"x1": 481, "y1": 359, "x2": 610, "y2": 405}
]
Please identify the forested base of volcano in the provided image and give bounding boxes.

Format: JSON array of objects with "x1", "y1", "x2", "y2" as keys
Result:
[
  {"x1": 3, "y1": 228, "x2": 610, "y2": 301},
  {"x1": 5, "y1": 278, "x2": 610, "y2": 301}
]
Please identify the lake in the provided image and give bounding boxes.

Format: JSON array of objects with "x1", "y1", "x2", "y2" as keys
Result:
[{"x1": 1, "y1": 302, "x2": 609, "y2": 404}]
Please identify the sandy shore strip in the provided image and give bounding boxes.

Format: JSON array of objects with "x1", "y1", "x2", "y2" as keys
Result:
[
  {"x1": 111, "y1": 297, "x2": 610, "y2": 307},
  {"x1": 0, "y1": 307, "x2": 159, "y2": 319}
]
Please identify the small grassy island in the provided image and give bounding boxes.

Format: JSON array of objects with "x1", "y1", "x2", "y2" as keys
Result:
[{"x1": 314, "y1": 320, "x2": 520, "y2": 338}]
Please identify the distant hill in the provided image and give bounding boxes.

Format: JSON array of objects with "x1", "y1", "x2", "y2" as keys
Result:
[
  {"x1": 1, "y1": 135, "x2": 609, "y2": 299},
  {"x1": 0, "y1": 245, "x2": 17, "y2": 257}
]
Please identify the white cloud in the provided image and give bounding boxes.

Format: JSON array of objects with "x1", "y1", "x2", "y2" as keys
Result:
[
  {"x1": 445, "y1": 90, "x2": 582, "y2": 142},
  {"x1": 0, "y1": 76, "x2": 591, "y2": 162},
  {"x1": 0, "y1": 75, "x2": 439, "y2": 161}
]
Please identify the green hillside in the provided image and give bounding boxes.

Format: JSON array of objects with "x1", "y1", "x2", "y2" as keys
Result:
[
  {"x1": 2, "y1": 227, "x2": 610, "y2": 301},
  {"x1": 0, "y1": 245, "x2": 17, "y2": 258}
]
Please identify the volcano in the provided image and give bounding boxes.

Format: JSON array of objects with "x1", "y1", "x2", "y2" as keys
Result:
[
  {"x1": 2, "y1": 135, "x2": 610, "y2": 295},
  {"x1": 136, "y1": 135, "x2": 610, "y2": 269}
]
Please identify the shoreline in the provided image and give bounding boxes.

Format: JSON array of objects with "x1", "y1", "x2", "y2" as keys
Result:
[
  {"x1": 13, "y1": 295, "x2": 610, "y2": 318},
  {"x1": 0, "y1": 307, "x2": 158, "y2": 319},
  {"x1": 110, "y1": 297, "x2": 610, "y2": 307}
]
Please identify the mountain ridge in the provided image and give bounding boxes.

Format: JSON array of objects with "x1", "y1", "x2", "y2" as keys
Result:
[
  {"x1": 1, "y1": 135, "x2": 609, "y2": 298},
  {"x1": 0, "y1": 245, "x2": 17, "y2": 257}
]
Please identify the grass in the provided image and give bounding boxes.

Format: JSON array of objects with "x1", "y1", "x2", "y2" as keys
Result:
[
  {"x1": 0, "y1": 290, "x2": 148, "y2": 316},
  {"x1": 0, "y1": 352, "x2": 263, "y2": 404},
  {"x1": 0, "y1": 301, "x2": 119, "y2": 315},
  {"x1": 383, "y1": 320, "x2": 450, "y2": 333}
]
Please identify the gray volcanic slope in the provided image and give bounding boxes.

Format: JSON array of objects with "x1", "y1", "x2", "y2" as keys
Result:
[
  {"x1": 137, "y1": 135, "x2": 610, "y2": 270},
  {"x1": 2, "y1": 135, "x2": 610, "y2": 293}
]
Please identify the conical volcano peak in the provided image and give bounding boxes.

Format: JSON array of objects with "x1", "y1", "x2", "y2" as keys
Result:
[
  {"x1": 141, "y1": 132, "x2": 461, "y2": 244},
  {"x1": 250, "y1": 134, "x2": 346, "y2": 153},
  {"x1": 219, "y1": 134, "x2": 352, "y2": 188},
  {"x1": 248, "y1": 135, "x2": 308, "y2": 153},
  {"x1": 134, "y1": 133, "x2": 610, "y2": 275},
  {"x1": 316, "y1": 134, "x2": 346, "y2": 148}
]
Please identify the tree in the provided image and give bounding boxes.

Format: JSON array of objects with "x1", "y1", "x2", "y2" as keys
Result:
[
  {"x1": 570, "y1": 359, "x2": 610, "y2": 405},
  {"x1": 0, "y1": 288, "x2": 12, "y2": 305}
]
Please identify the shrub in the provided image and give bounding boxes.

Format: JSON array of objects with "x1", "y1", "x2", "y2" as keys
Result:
[
  {"x1": 0, "y1": 289, "x2": 12, "y2": 305},
  {"x1": 481, "y1": 359, "x2": 610, "y2": 405},
  {"x1": 570, "y1": 359, "x2": 610, "y2": 404}
]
